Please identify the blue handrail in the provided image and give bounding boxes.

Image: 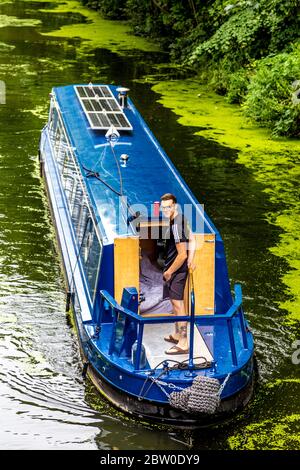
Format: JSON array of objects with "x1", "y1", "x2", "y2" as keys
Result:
[
  {"x1": 188, "y1": 270, "x2": 196, "y2": 370},
  {"x1": 100, "y1": 284, "x2": 242, "y2": 323},
  {"x1": 98, "y1": 283, "x2": 246, "y2": 369}
]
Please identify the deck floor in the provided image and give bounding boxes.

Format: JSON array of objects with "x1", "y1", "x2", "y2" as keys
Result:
[{"x1": 142, "y1": 323, "x2": 213, "y2": 369}]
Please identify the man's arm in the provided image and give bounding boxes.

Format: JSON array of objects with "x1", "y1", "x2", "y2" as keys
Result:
[{"x1": 163, "y1": 242, "x2": 187, "y2": 281}]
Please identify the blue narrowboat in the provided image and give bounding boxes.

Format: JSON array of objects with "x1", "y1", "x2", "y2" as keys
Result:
[{"x1": 39, "y1": 83, "x2": 255, "y2": 425}]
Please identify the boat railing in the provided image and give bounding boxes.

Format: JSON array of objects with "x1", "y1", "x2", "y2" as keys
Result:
[{"x1": 97, "y1": 284, "x2": 248, "y2": 370}]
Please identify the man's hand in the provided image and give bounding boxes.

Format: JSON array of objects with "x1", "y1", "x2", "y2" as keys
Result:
[
  {"x1": 187, "y1": 259, "x2": 196, "y2": 271},
  {"x1": 163, "y1": 270, "x2": 172, "y2": 282}
]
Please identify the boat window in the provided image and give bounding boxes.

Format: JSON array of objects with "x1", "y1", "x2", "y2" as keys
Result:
[
  {"x1": 49, "y1": 106, "x2": 59, "y2": 136},
  {"x1": 56, "y1": 130, "x2": 68, "y2": 171},
  {"x1": 49, "y1": 106, "x2": 69, "y2": 174},
  {"x1": 72, "y1": 183, "x2": 84, "y2": 232},
  {"x1": 68, "y1": 179, "x2": 78, "y2": 213},
  {"x1": 49, "y1": 103, "x2": 102, "y2": 303},
  {"x1": 77, "y1": 203, "x2": 89, "y2": 246},
  {"x1": 81, "y1": 218, "x2": 102, "y2": 301},
  {"x1": 62, "y1": 149, "x2": 77, "y2": 208},
  {"x1": 72, "y1": 197, "x2": 102, "y2": 302}
]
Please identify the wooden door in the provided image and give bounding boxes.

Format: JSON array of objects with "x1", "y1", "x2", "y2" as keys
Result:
[
  {"x1": 114, "y1": 237, "x2": 139, "y2": 304},
  {"x1": 186, "y1": 233, "x2": 215, "y2": 315}
]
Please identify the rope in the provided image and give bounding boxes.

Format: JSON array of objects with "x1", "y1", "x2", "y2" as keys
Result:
[
  {"x1": 138, "y1": 369, "x2": 168, "y2": 401},
  {"x1": 81, "y1": 163, "x2": 122, "y2": 196},
  {"x1": 108, "y1": 140, "x2": 138, "y2": 219},
  {"x1": 81, "y1": 140, "x2": 138, "y2": 220},
  {"x1": 108, "y1": 139, "x2": 123, "y2": 197},
  {"x1": 137, "y1": 356, "x2": 231, "y2": 415},
  {"x1": 153, "y1": 379, "x2": 180, "y2": 398},
  {"x1": 218, "y1": 373, "x2": 231, "y2": 397},
  {"x1": 138, "y1": 373, "x2": 186, "y2": 401},
  {"x1": 137, "y1": 356, "x2": 220, "y2": 403}
]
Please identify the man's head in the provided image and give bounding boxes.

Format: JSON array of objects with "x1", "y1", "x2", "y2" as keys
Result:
[{"x1": 160, "y1": 193, "x2": 177, "y2": 219}]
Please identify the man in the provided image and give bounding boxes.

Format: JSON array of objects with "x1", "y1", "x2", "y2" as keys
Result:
[{"x1": 160, "y1": 193, "x2": 196, "y2": 354}]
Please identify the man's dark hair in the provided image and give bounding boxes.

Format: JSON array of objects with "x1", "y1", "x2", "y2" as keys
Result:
[{"x1": 160, "y1": 193, "x2": 177, "y2": 204}]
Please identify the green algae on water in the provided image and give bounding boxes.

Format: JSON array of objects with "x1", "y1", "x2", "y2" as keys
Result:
[
  {"x1": 38, "y1": 0, "x2": 160, "y2": 54},
  {"x1": 152, "y1": 79, "x2": 300, "y2": 323},
  {"x1": 267, "y1": 378, "x2": 300, "y2": 389},
  {"x1": 0, "y1": 14, "x2": 41, "y2": 28},
  {"x1": 228, "y1": 414, "x2": 300, "y2": 450},
  {"x1": 0, "y1": 42, "x2": 15, "y2": 50}
]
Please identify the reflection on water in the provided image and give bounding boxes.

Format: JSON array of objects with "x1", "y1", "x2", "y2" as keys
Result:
[{"x1": 0, "y1": 0, "x2": 299, "y2": 450}]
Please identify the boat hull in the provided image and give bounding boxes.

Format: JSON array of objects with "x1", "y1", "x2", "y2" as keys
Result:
[{"x1": 86, "y1": 354, "x2": 255, "y2": 427}]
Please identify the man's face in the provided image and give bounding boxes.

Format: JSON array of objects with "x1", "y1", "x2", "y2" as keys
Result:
[{"x1": 160, "y1": 199, "x2": 176, "y2": 219}]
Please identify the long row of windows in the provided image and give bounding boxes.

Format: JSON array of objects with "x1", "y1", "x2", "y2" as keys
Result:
[{"x1": 49, "y1": 103, "x2": 102, "y2": 302}]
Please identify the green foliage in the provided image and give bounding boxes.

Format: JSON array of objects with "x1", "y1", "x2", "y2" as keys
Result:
[
  {"x1": 243, "y1": 47, "x2": 300, "y2": 137},
  {"x1": 81, "y1": 0, "x2": 127, "y2": 19},
  {"x1": 189, "y1": 7, "x2": 264, "y2": 67},
  {"x1": 80, "y1": 0, "x2": 300, "y2": 137},
  {"x1": 124, "y1": 0, "x2": 197, "y2": 48},
  {"x1": 125, "y1": 0, "x2": 167, "y2": 39},
  {"x1": 226, "y1": 68, "x2": 251, "y2": 104},
  {"x1": 81, "y1": 0, "x2": 300, "y2": 58},
  {"x1": 188, "y1": 0, "x2": 300, "y2": 68}
]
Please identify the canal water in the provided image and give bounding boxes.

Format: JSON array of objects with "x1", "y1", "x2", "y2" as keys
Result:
[{"x1": 0, "y1": 0, "x2": 299, "y2": 450}]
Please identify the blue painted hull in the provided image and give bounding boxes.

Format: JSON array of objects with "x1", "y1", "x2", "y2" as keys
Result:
[
  {"x1": 39, "y1": 84, "x2": 255, "y2": 425},
  {"x1": 71, "y1": 293, "x2": 255, "y2": 425},
  {"x1": 86, "y1": 354, "x2": 255, "y2": 426}
]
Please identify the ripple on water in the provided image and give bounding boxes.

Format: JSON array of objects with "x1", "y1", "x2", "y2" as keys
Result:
[{"x1": 0, "y1": 272, "x2": 103, "y2": 448}]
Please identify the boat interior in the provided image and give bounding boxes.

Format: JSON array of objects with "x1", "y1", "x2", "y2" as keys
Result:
[{"x1": 113, "y1": 220, "x2": 216, "y2": 366}]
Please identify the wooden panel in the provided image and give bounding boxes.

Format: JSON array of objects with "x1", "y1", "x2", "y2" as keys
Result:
[
  {"x1": 191, "y1": 233, "x2": 215, "y2": 315},
  {"x1": 114, "y1": 237, "x2": 139, "y2": 304}
]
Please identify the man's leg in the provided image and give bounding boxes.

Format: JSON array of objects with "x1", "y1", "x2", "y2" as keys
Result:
[{"x1": 170, "y1": 299, "x2": 188, "y2": 350}]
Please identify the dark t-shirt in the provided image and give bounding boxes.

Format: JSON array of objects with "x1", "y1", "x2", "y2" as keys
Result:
[{"x1": 163, "y1": 213, "x2": 190, "y2": 273}]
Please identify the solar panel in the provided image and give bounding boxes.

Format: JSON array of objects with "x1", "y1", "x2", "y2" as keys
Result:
[{"x1": 74, "y1": 85, "x2": 132, "y2": 131}]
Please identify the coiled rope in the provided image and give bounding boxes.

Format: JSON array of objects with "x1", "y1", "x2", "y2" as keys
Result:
[
  {"x1": 169, "y1": 373, "x2": 231, "y2": 415},
  {"x1": 138, "y1": 366, "x2": 231, "y2": 415}
]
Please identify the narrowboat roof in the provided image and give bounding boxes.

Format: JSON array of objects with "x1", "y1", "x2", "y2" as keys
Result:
[{"x1": 53, "y1": 84, "x2": 220, "y2": 243}]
